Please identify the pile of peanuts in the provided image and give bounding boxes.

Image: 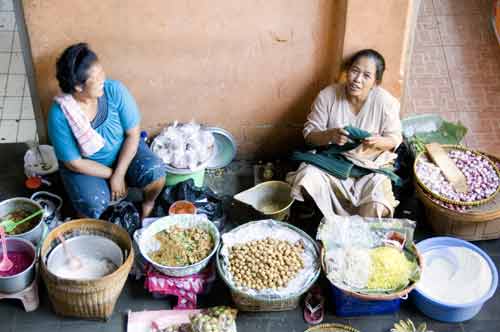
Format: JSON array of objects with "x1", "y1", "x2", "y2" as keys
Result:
[{"x1": 228, "y1": 237, "x2": 305, "y2": 290}]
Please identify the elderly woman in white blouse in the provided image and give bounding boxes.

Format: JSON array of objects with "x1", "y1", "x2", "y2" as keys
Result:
[{"x1": 287, "y1": 49, "x2": 403, "y2": 219}]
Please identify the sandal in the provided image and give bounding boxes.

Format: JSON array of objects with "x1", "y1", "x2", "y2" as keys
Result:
[{"x1": 304, "y1": 286, "x2": 325, "y2": 325}]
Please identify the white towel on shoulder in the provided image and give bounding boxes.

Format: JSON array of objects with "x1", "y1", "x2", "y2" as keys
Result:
[{"x1": 54, "y1": 94, "x2": 105, "y2": 157}]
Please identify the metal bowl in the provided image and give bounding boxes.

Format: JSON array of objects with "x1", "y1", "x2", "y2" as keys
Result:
[
  {"x1": 0, "y1": 197, "x2": 44, "y2": 244},
  {"x1": 0, "y1": 237, "x2": 36, "y2": 293},
  {"x1": 47, "y1": 235, "x2": 123, "y2": 280},
  {"x1": 137, "y1": 214, "x2": 220, "y2": 277}
]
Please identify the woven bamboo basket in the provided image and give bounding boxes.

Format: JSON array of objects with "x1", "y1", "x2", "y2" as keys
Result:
[
  {"x1": 416, "y1": 170, "x2": 500, "y2": 241},
  {"x1": 413, "y1": 145, "x2": 500, "y2": 207},
  {"x1": 40, "y1": 219, "x2": 134, "y2": 320},
  {"x1": 304, "y1": 323, "x2": 360, "y2": 332},
  {"x1": 216, "y1": 220, "x2": 320, "y2": 312},
  {"x1": 320, "y1": 244, "x2": 422, "y2": 301}
]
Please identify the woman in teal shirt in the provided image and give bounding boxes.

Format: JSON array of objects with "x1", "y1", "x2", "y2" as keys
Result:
[{"x1": 48, "y1": 43, "x2": 165, "y2": 218}]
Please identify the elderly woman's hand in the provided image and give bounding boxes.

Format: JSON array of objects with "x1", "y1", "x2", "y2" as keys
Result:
[
  {"x1": 363, "y1": 135, "x2": 396, "y2": 151},
  {"x1": 328, "y1": 128, "x2": 350, "y2": 146}
]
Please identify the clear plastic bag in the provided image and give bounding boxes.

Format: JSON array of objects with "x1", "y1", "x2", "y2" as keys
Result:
[
  {"x1": 317, "y1": 215, "x2": 421, "y2": 295},
  {"x1": 152, "y1": 122, "x2": 215, "y2": 169},
  {"x1": 190, "y1": 307, "x2": 238, "y2": 332}
]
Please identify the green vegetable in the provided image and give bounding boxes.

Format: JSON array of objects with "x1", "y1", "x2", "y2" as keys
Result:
[{"x1": 408, "y1": 120, "x2": 468, "y2": 155}]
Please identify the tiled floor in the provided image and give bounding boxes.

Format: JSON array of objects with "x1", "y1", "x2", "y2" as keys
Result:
[
  {"x1": 403, "y1": 0, "x2": 500, "y2": 155},
  {"x1": 0, "y1": 0, "x2": 36, "y2": 144}
]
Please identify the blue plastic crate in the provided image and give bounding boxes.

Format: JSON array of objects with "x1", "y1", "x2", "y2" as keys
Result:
[{"x1": 331, "y1": 285, "x2": 401, "y2": 317}]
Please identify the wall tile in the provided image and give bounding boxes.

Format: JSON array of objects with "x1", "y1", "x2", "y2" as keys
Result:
[
  {"x1": 436, "y1": 15, "x2": 495, "y2": 46},
  {"x1": 0, "y1": 52, "x2": 9, "y2": 73},
  {"x1": 444, "y1": 45, "x2": 500, "y2": 112},
  {"x1": 2, "y1": 96, "x2": 21, "y2": 119},
  {"x1": 466, "y1": 132, "x2": 500, "y2": 151},
  {"x1": 0, "y1": 0, "x2": 13, "y2": 11},
  {"x1": 0, "y1": 30, "x2": 12, "y2": 51},
  {"x1": 407, "y1": 77, "x2": 457, "y2": 113},
  {"x1": 12, "y1": 30, "x2": 20, "y2": 51},
  {"x1": 433, "y1": 0, "x2": 483, "y2": 16},
  {"x1": 0, "y1": 119, "x2": 17, "y2": 142},
  {"x1": 415, "y1": 15, "x2": 441, "y2": 48},
  {"x1": 410, "y1": 46, "x2": 448, "y2": 78},
  {"x1": 0, "y1": 12, "x2": 14, "y2": 31},
  {"x1": 24, "y1": 80, "x2": 31, "y2": 96},
  {"x1": 5, "y1": 74, "x2": 24, "y2": 96},
  {"x1": 9, "y1": 52, "x2": 25, "y2": 74},
  {"x1": 444, "y1": 45, "x2": 500, "y2": 84},
  {"x1": 17, "y1": 119, "x2": 37, "y2": 142},
  {"x1": 457, "y1": 111, "x2": 496, "y2": 134},
  {"x1": 0, "y1": 73, "x2": 7, "y2": 95},
  {"x1": 21, "y1": 96, "x2": 34, "y2": 119}
]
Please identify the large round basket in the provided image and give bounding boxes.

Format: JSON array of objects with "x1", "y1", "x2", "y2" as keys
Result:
[
  {"x1": 216, "y1": 220, "x2": 321, "y2": 312},
  {"x1": 320, "y1": 244, "x2": 422, "y2": 301},
  {"x1": 40, "y1": 219, "x2": 134, "y2": 320},
  {"x1": 413, "y1": 145, "x2": 500, "y2": 207},
  {"x1": 415, "y1": 152, "x2": 500, "y2": 240}
]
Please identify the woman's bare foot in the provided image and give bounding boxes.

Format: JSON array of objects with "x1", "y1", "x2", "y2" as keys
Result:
[{"x1": 142, "y1": 177, "x2": 165, "y2": 219}]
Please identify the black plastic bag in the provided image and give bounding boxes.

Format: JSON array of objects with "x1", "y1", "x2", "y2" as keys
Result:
[
  {"x1": 100, "y1": 200, "x2": 141, "y2": 236},
  {"x1": 155, "y1": 179, "x2": 224, "y2": 225}
]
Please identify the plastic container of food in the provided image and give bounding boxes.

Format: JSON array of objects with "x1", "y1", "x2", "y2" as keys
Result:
[
  {"x1": 168, "y1": 200, "x2": 197, "y2": 215},
  {"x1": 411, "y1": 237, "x2": 498, "y2": 322}
]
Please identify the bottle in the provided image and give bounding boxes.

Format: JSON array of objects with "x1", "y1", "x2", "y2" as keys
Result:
[
  {"x1": 253, "y1": 160, "x2": 264, "y2": 185},
  {"x1": 140, "y1": 131, "x2": 149, "y2": 144},
  {"x1": 262, "y1": 162, "x2": 274, "y2": 181}
]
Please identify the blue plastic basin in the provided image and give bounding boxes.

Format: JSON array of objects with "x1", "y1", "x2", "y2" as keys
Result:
[{"x1": 411, "y1": 237, "x2": 498, "y2": 323}]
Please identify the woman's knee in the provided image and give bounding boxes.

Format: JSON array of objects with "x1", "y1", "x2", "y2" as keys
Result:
[
  {"x1": 73, "y1": 194, "x2": 110, "y2": 219},
  {"x1": 60, "y1": 168, "x2": 110, "y2": 219},
  {"x1": 358, "y1": 202, "x2": 390, "y2": 218},
  {"x1": 144, "y1": 176, "x2": 165, "y2": 193}
]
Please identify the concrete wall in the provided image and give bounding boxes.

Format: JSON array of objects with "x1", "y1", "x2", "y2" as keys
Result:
[
  {"x1": 341, "y1": 0, "x2": 414, "y2": 97},
  {"x1": 22, "y1": 0, "x2": 415, "y2": 158}
]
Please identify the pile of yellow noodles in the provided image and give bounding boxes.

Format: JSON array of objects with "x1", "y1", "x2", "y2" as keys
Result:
[{"x1": 367, "y1": 246, "x2": 414, "y2": 290}]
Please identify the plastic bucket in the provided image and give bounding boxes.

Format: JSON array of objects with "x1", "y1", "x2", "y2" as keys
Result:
[
  {"x1": 411, "y1": 237, "x2": 498, "y2": 322},
  {"x1": 164, "y1": 164, "x2": 206, "y2": 187},
  {"x1": 330, "y1": 285, "x2": 402, "y2": 317}
]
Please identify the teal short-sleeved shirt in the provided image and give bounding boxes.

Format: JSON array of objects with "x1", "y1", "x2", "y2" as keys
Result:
[{"x1": 48, "y1": 80, "x2": 140, "y2": 167}]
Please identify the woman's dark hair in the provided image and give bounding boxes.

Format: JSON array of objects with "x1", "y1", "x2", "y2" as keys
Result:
[
  {"x1": 56, "y1": 43, "x2": 98, "y2": 94},
  {"x1": 342, "y1": 49, "x2": 386, "y2": 83}
]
